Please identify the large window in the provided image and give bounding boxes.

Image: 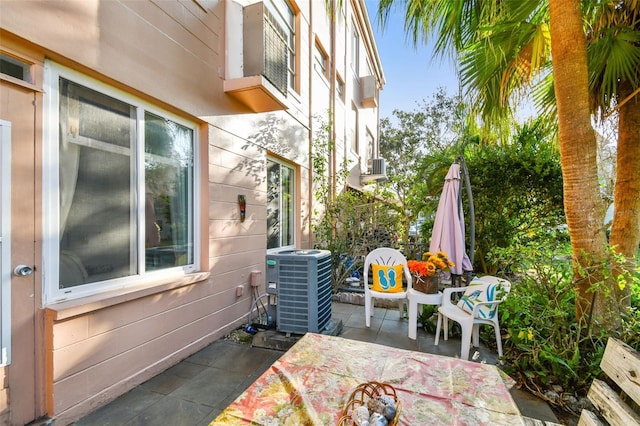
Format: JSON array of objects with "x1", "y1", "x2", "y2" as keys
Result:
[
  {"x1": 44, "y1": 63, "x2": 197, "y2": 303},
  {"x1": 267, "y1": 158, "x2": 295, "y2": 250}
]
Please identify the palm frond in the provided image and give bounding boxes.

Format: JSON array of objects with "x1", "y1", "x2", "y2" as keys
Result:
[{"x1": 589, "y1": 28, "x2": 640, "y2": 110}]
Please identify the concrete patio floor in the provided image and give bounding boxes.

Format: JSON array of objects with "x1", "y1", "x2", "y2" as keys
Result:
[{"x1": 71, "y1": 301, "x2": 561, "y2": 425}]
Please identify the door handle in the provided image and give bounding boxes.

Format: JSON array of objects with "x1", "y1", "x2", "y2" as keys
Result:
[{"x1": 14, "y1": 265, "x2": 33, "y2": 276}]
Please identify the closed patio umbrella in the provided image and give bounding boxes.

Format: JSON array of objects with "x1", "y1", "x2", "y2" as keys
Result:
[{"x1": 429, "y1": 160, "x2": 473, "y2": 281}]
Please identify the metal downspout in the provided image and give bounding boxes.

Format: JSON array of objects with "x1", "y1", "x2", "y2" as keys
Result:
[
  {"x1": 329, "y1": 0, "x2": 337, "y2": 204},
  {"x1": 308, "y1": 0, "x2": 315, "y2": 247}
]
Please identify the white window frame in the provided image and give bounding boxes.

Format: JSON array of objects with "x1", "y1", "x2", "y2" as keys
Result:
[
  {"x1": 336, "y1": 73, "x2": 345, "y2": 103},
  {"x1": 365, "y1": 128, "x2": 374, "y2": 169},
  {"x1": 351, "y1": 24, "x2": 360, "y2": 75},
  {"x1": 42, "y1": 61, "x2": 200, "y2": 304},
  {"x1": 0, "y1": 120, "x2": 11, "y2": 366},
  {"x1": 0, "y1": 53, "x2": 32, "y2": 83},
  {"x1": 266, "y1": 157, "x2": 296, "y2": 252},
  {"x1": 350, "y1": 103, "x2": 359, "y2": 152},
  {"x1": 314, "y1": 39, "x2": 329, "y2": 79}
]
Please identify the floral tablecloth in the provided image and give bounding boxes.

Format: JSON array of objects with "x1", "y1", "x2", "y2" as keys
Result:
[{"x1": 211, "y1": 333, "x2": 525, "y2": 425}]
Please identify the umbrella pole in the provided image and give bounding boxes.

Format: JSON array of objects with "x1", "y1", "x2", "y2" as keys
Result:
[
  {"x1": 456, "y1": 155, "x2": 475, "y2": 285},
  {"x1": 459, "y1": 157, "x2": 475, "y2": 265}
]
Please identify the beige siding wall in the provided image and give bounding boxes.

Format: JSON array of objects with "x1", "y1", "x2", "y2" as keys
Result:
[
  {"x1": 1, "y1": 0, "x2": 227, "y2": 116},
  {"x1": 49, "y1": 275, "x2": 249, "y2": 422},
  {"x1": 0, "y1": 0, "x2": 383, "y2": 424},
  {"x1": 209, "y1": 124, "x2": 268, "y2": 276},
  {"x1": 0, "y1": 367, "x2": 8, "y2": 424},
  {"x1": 206, "y1": 111, "x2": 312, "y2": 250}
]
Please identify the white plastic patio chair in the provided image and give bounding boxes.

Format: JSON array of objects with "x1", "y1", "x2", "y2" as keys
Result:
[
  {"x1": 363, "y1": 247, "x2": 412, "y2": 327},
  {"x1": 434, "y1": 275, "x2": 511, "y2": 360}
]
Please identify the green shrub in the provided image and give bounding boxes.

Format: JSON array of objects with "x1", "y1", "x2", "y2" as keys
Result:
[
  {"x1": 491, "y1": 242, "x2": 640, "y2": 413},
  {"x1": 464, "y1": 124, "x2": 565, "y2": 274}
]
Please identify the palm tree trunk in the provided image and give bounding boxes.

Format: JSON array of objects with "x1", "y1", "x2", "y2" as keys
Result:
[
  {"x1": 609, "y1": 81, "x2": 640, "y2": 307},
  {"x1": 549, "y1": 0, "x2": 618, "y2": 328}
]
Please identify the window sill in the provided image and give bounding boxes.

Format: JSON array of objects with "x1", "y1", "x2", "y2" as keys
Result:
[
  {"x1": 45, "y1": 271, "x2": 210, "y2": 321},
  {"x1": 0, "y1": 74, "x2": 43, "y2": 92}
]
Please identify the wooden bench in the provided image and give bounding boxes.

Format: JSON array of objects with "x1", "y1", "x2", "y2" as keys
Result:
[{"x1": 578, "y1": 337, "x2": 640, "y2": 426}]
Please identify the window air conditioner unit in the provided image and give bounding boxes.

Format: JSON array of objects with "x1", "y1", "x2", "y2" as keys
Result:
[
  {"x1": 370, "y1": 158, "x2": 386, "y2": 175},
  {"x1": 265, "y1": 249, "x2": 332, "y2": 334},
  {"x1": 223, "y1": 1, "x2": 288, "y2": 112},
  {"x1": 361, "y1": 158, "x2": 387, "y2": 184},
  {"x1": 360, "y1": 75, "x2": 378, "y2": 108},
  {"x1": 243, "y1": 2, "x2": 288, "y2": 96}
]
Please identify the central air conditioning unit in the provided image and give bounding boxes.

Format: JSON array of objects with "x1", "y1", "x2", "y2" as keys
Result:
[
  {"x1": 266, "y1": 249, "x2": 332, "y2": 334},
  {"x1": 361, "y1": 158, "x2": 387, "y2": 184}
]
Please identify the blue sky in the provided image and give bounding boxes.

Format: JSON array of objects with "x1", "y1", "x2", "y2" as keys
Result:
[{"x1": 365, "y1": 1, "x2": 460, "y2": 120}]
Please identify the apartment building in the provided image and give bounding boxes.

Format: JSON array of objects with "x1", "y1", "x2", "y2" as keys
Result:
[{"x1": 0, "y1": 0, "x2": 384, "y2": 424}]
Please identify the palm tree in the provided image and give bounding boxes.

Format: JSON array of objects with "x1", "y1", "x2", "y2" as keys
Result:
[
  {"x1": 374, "y1": 0, "x2": 640, "y2": 327},
  {"x1": 547, "y1": 0, "x2": 615, "y2": 325},
  {"x1": 585, "y1": 1, "x2": 640, "y2": 305}
]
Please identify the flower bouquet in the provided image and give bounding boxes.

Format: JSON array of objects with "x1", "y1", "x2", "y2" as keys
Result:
[{"x1": 407, "y1": 251, "x2": 455, "y2": 294}]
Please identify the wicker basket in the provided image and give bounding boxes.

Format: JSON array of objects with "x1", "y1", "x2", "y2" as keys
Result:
[
  {"x1": 413, "y1": 275, "x2": 439, "y2": 294},
  {"x1": 338, "y1": 381, "x2": 401, "y2": 426}
]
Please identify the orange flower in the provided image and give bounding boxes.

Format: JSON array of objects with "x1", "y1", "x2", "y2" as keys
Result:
[
  {"x1": 408, "y1": 251, "x2": 454, "y2": 278},
  {"x1": 407, "y1": 260, "x2": 428, "y2": 276}
]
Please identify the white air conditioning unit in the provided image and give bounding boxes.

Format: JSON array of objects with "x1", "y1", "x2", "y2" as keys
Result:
[
  {"x1": 361, "y1": 158, "x2": 387, "y2": 184},
  {"x1": 244, "y1": 2, "x2": 288, "y2": 95},
  {"x1": 360, "y1": 75, "x2": 378, "y2": 108},
  {"x1": 370, "y1": 158, "x2": 386, "y2": 175},
  {"x1": 223, "y1": 1, "x2": 288, "y2": 112},
  {"x1": 265, "y1": 249, "x2": 332, "y2": 334}
]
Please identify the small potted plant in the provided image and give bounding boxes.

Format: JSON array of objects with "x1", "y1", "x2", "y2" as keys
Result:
[{"x1": 407, "y1": 251, "x2": 455, "y2": 293}]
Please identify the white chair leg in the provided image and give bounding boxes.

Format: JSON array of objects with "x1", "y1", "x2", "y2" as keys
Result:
[
  {"x1": 408, "y1": 297, "x2": 417, "y2": 340},
  {"x1": 398, "y1": 299, "x2": 405, "y2": 320},
  {"x1": 494, "y1": 322, "x2": 503, "y2": 357},
  {"x1": 434, "y1": 313, "x2": 442, "y2": 345},
  {"x1": 443, "y1": 317, "x2": 449, "y2": 341},
  {"x1": 365, "y1": 295, "x2": 372, "y2": 328},
  {"x1": 472, "y1": 323, "x2": 480, "y2": 348},
  {"x1": 460, "y1": 324, "x2": 472, "y2": 360}
]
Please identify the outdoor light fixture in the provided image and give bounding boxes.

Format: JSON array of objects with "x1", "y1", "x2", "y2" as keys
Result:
[{"x1": 238, "y1": 194, "x2": 246, "y2": 222}]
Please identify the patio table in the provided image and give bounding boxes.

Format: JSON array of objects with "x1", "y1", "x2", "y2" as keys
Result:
[
  {"x1": 210, "y1": 333, "x2": 526, "y2": 425},
  {"x1": 407, "y1": 288, "x2": 443, "y2": 339}
]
